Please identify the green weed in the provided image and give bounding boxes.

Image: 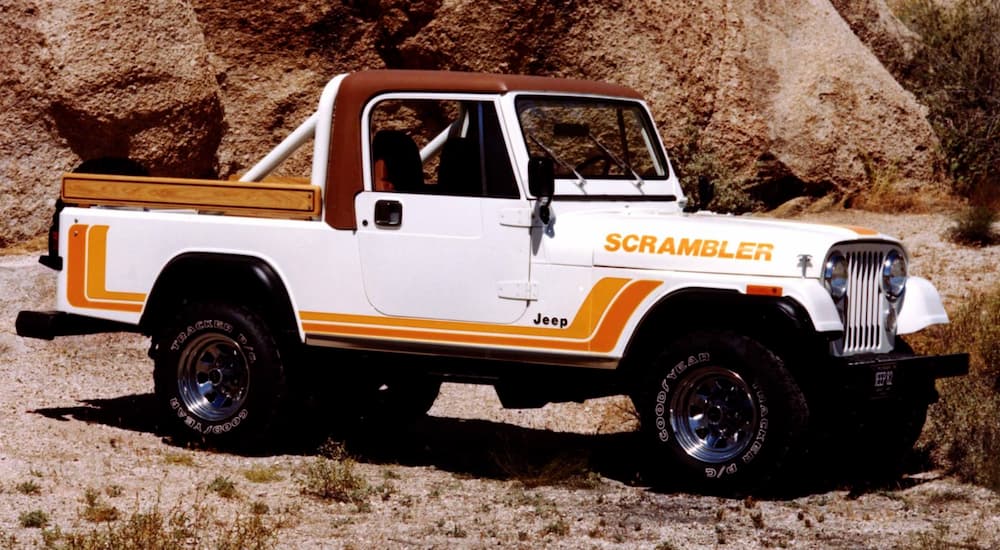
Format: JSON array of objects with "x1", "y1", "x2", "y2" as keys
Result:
[
  {"x1": 243, "y1": 464, "x2": 284, "y2": 483},
  {"x1": 18, "y1": 510, "x2": 49, "y2": 529},
  {"x1": 15, "y1": 481, "x2": 41, "y2": 496},
  {"x1": 208, "y1": 476, "x2": 238, "y2": 499}
]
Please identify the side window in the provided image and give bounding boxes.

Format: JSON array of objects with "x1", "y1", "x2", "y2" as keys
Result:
[
  {"x1": 480, "y1": 103, "x2": 519, "y2": 198},
  {"x1": 368, "y1": 98, "x2": 519, "y2": 198}
]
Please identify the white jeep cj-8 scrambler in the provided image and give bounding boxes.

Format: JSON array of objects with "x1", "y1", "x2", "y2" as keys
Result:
[{"x1": 17, "y1": 70, "x2": 968, "y2": 492}]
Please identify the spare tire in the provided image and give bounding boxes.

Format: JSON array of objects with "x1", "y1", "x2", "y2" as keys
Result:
[{"x1": 73, "y1": 157, "x2": 149, "y2": 176}]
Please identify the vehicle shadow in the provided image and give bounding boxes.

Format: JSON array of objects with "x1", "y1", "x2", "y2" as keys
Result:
[
  {"x1": 31, "y1": 392, "x2": 648, "y2": 487},
  {"x1": 30, "y1": 393, "x2": 936, "y2": 500},
  {"x1": 33, "y1": 393, "x2": 168, "y2": 436}
]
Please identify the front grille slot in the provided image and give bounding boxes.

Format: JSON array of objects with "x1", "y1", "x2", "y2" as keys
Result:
[{"x1": 842, "y1": 250, "x2": 885, "y2": 354}]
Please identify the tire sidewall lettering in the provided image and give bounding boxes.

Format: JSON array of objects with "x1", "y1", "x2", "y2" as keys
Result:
[
  {"x1": 169, "y1": 319, "x2": 234, "y2": 352},
  {"x1": 169, "y1": 396, "x2": 250, "y2": 435},
  {"x1": 664, "y1": 352, "x2": 710, "y2": 381},
  {"x1": 655, "y1": 352, "x2": 712, "y2": 443},
  {"x1": 651, "y1": 350, "x2": 770, "y2": 481},
  {"x1": 166, "y1": 317, "x2": 256, "y2": 435}
]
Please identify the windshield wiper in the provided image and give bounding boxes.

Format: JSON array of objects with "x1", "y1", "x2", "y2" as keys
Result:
[
  {"x1": 587, "y1": 132, "x2": 645, "y2": 188},
  {"x1": 528, "y1": 133, "x2": 588, "y2": 188}
]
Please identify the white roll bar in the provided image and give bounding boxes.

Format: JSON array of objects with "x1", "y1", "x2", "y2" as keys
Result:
[
  {"x1": 238, "y1": 74, "x2": 350, "y2": 220},
  {"x1": 238, "y1": 114, "x2": 318, "y2": 183}
]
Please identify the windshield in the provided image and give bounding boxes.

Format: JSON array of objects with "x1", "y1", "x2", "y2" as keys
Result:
[{"x1": 516, "y1": 96, "x2": 670, "y2": 195}]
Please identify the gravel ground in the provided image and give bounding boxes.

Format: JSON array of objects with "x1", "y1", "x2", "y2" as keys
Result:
[{"x1": 1, "y1": 209, "x2": 998, "y2": 549}]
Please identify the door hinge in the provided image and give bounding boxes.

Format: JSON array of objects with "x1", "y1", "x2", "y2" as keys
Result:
[
  {"x1": 499, "y1": 208, "x2": 534, "y2": 228},
  {"x1": 497, "y1": 280, "x2": 538, "y2": 301}
]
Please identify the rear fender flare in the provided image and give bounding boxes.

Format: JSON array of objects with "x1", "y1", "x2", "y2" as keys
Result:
[{"x1": 139, "y1": 253, "x2": 300, "y2": 342}]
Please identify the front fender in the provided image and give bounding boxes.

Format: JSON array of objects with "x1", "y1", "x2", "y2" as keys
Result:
[
  {"x1": 897, "y1": 276, "x2": 950, "y2": 335},
  {"x1": 778, "y1": 278, "x2": 844, "y2": 333}
]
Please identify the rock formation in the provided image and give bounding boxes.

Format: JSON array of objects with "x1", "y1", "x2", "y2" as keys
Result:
[{"x1": 0, "y1": 0, "x2": 946, "y2": 246}]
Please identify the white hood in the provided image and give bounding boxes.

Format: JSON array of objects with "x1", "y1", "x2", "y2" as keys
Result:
[{"x1": 543, "y1": 208, "x2": 900, "y2": 278}]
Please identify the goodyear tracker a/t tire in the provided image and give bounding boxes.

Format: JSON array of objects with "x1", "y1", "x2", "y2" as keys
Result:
[
  {"x1": 633, "y1": 331, "x2": 808, "y2": 495},
  {"x1": 154, "y1": 302, "x2": 287, "y2": 448}
]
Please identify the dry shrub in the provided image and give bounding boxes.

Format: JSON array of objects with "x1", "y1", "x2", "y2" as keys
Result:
[
  {"x1": 490, "y1": 434, "x2": 601, "y2": 489},
  {"x1": 18, "y1": 510, "x2": 48, "y2": 529},
  {"x1": 849, "y1": 156, "x2": 918, "y2": 212},
  {"x1": 914, "y1": 284, "x2": 1000, "y2": 489},
  {"x1": 948, "y1": 205, "x2": 999, "y2": 247},
  {"x1": 48, "y1": 499, "x2": 283, "y2": 550},
  {"x1": 896, "y1": 0, "x2": 1000, "y2": 201},
  {"x1": 297, "y1": 440, "x2": 370, "y2": 508}
]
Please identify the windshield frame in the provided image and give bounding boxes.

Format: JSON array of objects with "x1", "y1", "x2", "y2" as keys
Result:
[{"x1": 513, "y1": 94, "x2": 675, "y2": 199}]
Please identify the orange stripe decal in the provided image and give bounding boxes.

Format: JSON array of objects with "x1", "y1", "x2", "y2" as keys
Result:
[
  {"x1": 835, "y1": 224, "x2": 879, "y2": 236},
  {"x1": 67, "y1": 224, "x2": 146, "y2": 312},
  {"x1": 589, "y1": 280, "x2": 662, "y2": 352},
  {"x1": 87, "y1": 225, "x2": 148, "y2": 302},
  {"x1": 300, "y1": 277, "x2": 630, "y2": 339},
  {"x1": 300, "y1": 278, "x2": 662, "y2": 353}
]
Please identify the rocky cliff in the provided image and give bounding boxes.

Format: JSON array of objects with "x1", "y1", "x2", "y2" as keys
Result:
[{"x1": 0, "y1": 0, "x2": 946, "y2": 246}]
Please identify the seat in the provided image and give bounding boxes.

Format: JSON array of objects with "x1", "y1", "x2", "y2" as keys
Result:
[
  {"x1": 371, "y1": 130, "x2": 423, "y2": 192},
  {"x1": 436, "y1": 137, "x2": 482, "y2": 196}
]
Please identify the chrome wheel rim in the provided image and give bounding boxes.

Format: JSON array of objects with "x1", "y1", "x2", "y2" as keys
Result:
[
  {"x1": 177, "y1": 333, "x2": 249, "y2": 422},
  {"x1": 670, "y1": 366, "x2": 757, "y2": 463}
]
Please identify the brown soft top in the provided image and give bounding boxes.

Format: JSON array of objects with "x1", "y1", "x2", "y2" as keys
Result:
[{"x1": 325, "y1": 70, "x2": 644, "y2": 229}]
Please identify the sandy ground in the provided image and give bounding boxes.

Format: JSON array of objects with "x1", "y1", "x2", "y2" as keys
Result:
[{"x1": 1, "y1": 209, "x2": 999, "y2": 549}]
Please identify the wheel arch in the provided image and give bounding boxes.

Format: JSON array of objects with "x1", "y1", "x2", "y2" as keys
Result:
[
  {"x1": 619, "y1": 287, "x2": 823, "y2": 379},
  {"x1": 139, "y1": 252, "x2": 300, "y2": 342}
]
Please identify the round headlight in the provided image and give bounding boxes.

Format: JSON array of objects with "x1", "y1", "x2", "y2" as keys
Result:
[
  {"x1": 882, "y1": 250, "x2": 907, "y2": 300},
  {"x1": 823, "y1": 252, "x2": 848, "y2": 299}
]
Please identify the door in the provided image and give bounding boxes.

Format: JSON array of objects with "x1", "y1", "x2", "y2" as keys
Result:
[{"x1": 356, "y1": 96, "x2": 531, "y2": 324}]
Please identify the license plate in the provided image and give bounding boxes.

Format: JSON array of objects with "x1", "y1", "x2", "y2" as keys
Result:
[{"x1": 874, "y1": 364, "x2": 896, "y2": 394}]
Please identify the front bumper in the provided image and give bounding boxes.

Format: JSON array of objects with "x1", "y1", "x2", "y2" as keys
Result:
[{"x1": 831, "y1": 351, "x2": 969, "y2": 402}]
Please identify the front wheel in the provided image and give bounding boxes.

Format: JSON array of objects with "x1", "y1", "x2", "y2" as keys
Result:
[
  {"x1": 153, "y1": 302, "x2": 287, "y2": 448},
  {"x1": 631, "y1": 331, "x2": 808, "y2": 495}
]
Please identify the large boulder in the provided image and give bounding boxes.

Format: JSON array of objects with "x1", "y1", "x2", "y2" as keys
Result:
[
  {"x1": 186, "y1": 0, "x2": 386, "y2": 176},
  {"x1": 0, "y1": 1, "x2": 69, "y2": 248},
  {"x1": 399, "y1": 0, "x2": 945, "y2": 208},
  {"x1": 830, "y1": 0, "x2": 922, "y2": 71},
  {"x1": 0, "y1": 0, "x2": 222, "y2": 247},
  {"x1": 0, "y1": 0, "x2": 947, "y2": 246},
  {"x1": 40, "y1": 0, "x2": 224, "y2": 177}
]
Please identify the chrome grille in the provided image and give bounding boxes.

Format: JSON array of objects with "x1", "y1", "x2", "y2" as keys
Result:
[{"x1": 843, "y1": 249, "x2": 885, "y2": 354}]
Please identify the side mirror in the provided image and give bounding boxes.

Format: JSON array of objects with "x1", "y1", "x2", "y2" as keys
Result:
[
  {"x1": 528, "y1": 156, "x2": 554, "y2": 197},
  {"x1": 528, "y1": 156, "x2": 554, "y2": 224}
]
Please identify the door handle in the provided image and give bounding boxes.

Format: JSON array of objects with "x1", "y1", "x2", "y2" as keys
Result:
[{"x1": 374, "y1": 199, "x2": 402, "y2": 227}]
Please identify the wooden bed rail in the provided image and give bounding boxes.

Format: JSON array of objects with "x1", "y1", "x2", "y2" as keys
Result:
[{"x1": 61, "y1": 173, "x2": 322, "y2": 220}]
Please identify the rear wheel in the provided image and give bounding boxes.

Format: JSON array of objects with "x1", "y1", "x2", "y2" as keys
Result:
[
  {"x1": 153, "y1": 302, "x2": 287, "y2": 448},
  {"x1": 632, "y1": 331, "x2": 808, "y2": 495}
]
